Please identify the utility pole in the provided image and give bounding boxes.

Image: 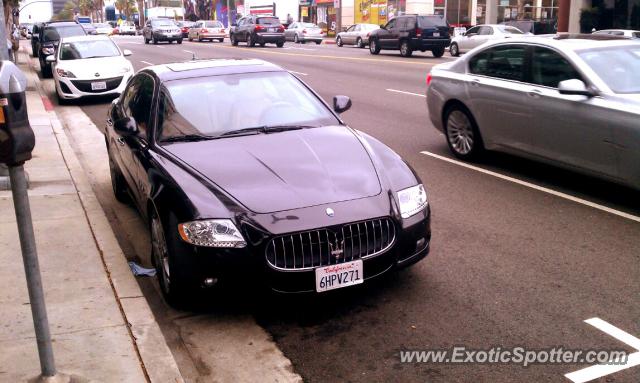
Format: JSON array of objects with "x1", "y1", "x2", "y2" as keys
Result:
[{"x1": 335, "y1": 0, "x2": 341, "y2": 35}]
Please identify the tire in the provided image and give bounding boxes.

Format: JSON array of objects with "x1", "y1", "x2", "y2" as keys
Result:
[
  {"x1": 336, "y1": 36, "x2": 343, "y2": 47},
  {"x1": 230, "y1": 34, "x2": 238, "y2": 46},
  {"x1": 151, "y1": 210, "x2": 194, "y2": 308},
  {"x1": 260, "y1": 42, "x2": 265, "y2": 47},
  {"x1": 41, "y1": 62, "x2": 52, "y2": 78},
  {"x1": 449, "y1": 42, "x2": 459, "y2": 57},
  {"x1": 188, "y1": 36, "x2": 192, "y2": 42},
  {"x1": 153, "y1": 36, "x2": 158, "y2": 44},
  {"x1": 399, "y1": 40, "x2": 412, "y2": 57},
  {"x1": 198, "y1": 35, "x2": 202, "y2": 42},
  {"x1": 109, "y1": 155, "x2": 129, "y2": 203},
  {"x1": 177, "y1": 39, "x2": 182, "y2": 44},
  {"x1": 247, "y1": 34, "x2": 254, "y2": 47},
  {"x1": 218, "y1": 38, "x2": 224, "y2": 42},
  {"x1": 315, "y1": 41, "x2": 321, "y2": 45},
  {"x1": 369, "y1": 39, "x2": 380, "y2": 54},
  {"x1": 356, "y1": 37, "x2": 364, "y2": 48},
  {"x1": 144, "y1": 36, "x2": 149, "y2": 44},
  {"x1": 432, "y1": 47, "x2": 445, "y2": 58},
  {"x1": 444, "y1": 105, "x2": 484, "y2": 160},
  {"x1": 294, "y1": 34, "x2": 299, "y2": 44},
  {"x1": 276, "y1": 41, "x2": 284, "y2": 48},
  {"x1": 56, "y1": 89, "x2": 70, "y2": 106}
]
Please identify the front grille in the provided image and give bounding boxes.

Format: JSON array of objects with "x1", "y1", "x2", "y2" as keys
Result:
[
  {"x1": 70, "y1": 76, "x2": 123, "y2": 93},
  {"x1": 265, "y1": 218, "x2": 396, "y2": 271}
]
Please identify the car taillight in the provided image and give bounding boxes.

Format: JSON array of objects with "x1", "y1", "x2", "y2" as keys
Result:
[
  {"x1": 416, "y1": 27, "x2": 422, "y2": 37},
  {"x1": 255, "y1": 25, "x2": 265, "y2": 32},
  {"x1": 426, "y1": 73, "x2": 432, "y2": 86},
  {"x1": 201, "y1": 28, "x2": 208, "y2": 33},
  {"x1": 221, "y1": 28, "x2": 225, "y2": 33},
  {"x1": 278, "y1": 26, "x2": 285, "y2": 32}
]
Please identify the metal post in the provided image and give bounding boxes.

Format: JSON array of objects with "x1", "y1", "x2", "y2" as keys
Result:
[
  {"x1": 0, "y1": 0, "x2": 10, "y2": 61},
  {"x1": 9, "y1": 165, "x2": 57, "y2": 377},
  {"x1": 336, "y1": 0, "x2": 341, "y2": 35},
  {"x1": 227, "y1": 0, "x2": 231, "y2": 25}
]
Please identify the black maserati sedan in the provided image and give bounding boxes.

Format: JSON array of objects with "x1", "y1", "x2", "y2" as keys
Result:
[{"x1": 105, "y1": 59, "x2": 431, "y2": 306}]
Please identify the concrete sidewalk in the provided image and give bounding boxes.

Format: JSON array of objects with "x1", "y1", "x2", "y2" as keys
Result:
[{"x1": 0, "y1": 49, "x2": 183, "y2": 382}]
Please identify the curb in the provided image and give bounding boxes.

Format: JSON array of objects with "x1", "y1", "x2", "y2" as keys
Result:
[{"x1": 21, "y1": 48, "x2": 184, "y2": 383}]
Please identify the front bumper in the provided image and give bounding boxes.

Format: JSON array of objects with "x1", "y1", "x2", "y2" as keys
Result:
[
  {"x1": 153, "y1": 32, "x2": 182, "y2": 40},
  {"x1": 55, "y1": 72, "x2": 131, "y2": 100},
  {"x1": 256, "y1": 33, "x2": 285, "y2": 43},
  {"x1": 177, "y1": 205, "x2": 431, "y2": 294}
]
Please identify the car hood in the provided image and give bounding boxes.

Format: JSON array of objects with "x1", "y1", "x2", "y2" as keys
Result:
[
  {"x1": 57, "y1": 56, "x2": 129, "y2": 79},
  {"x1": 163, "y1": 126, "x2": 382, "y2": 214}
]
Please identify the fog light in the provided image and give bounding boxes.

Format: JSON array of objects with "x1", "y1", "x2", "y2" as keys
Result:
[
  {"x1": 203, "y1": 277, "x2": 218, "y2": 287},
  {"x1": 416, "y1": 238, "x2": 426, "y2": 250}
]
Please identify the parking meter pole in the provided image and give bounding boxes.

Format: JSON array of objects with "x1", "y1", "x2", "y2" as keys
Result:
[{"x1": 9, "y1": 164, "x2": 57, "y2": 378}]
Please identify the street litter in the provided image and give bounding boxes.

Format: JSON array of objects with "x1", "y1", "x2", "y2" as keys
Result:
[{"x1": 128, "y1": 261, "x2": 156, "y2": 277}]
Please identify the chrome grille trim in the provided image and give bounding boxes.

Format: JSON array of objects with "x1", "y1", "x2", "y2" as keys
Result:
[{"x1": 265, "y1": 217, "x2": 396, "y2": 272}]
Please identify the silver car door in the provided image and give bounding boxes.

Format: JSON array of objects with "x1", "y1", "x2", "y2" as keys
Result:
[
  {"x1": 526, "y1": 46, "x2": 618, "y2": 178},
  {"x1": 466, "y1": 44, "x2": 535, "y2": 151},
  {"x1": 459, "y1": 26, "x2": 480, "y2": 52},
  {"x1": 469, "y1": 26, "x2": 493, "y2": 49},
  {"x1": 344, "y1": 25, "x2": 355, "y2": 44}
]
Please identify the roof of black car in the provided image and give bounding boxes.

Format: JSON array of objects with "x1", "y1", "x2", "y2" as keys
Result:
[{"x1": 145, "y1": 59, "x2": 286, "y2": 81}]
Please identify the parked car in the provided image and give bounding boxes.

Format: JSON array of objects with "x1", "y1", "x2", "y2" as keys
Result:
[
  {"x1": 105, "y1": 58, "x2": 431, "y2": 307},
  {"x1": 426, "y1": 37, "x2": 640, "y2": 190},
  {"x1": 37, "y1": 21, "x2": 86, "y2": 77},
  {"x1": 143, "y1": 18, "x2": 182, "y2": 44},
  {"x1": 285, "y1": 22, "x2": 324, "y2": 44},
  {"x1": 449, "y1": 24, "x2": 525, "y2": 56},
  {"x1": 80, "y1": 23, "x2": 97, "y2": 35},
  {"x1": 336, "y1": 23, "x2": 379, "y2": 48},
  {"x1": 48, "y1": 35, "x2": 134, "y2": 103},
  {"x1": 188, "y1": 20, "x2": 225, "y2": 42},
  {"x1": 592, "y1": 29, "x2": 640, "y2": 38},
  {"x1": 368, "y1": 14, "x2": 450, "y2": 57},
  {"x1": 119, "y1": 21, "x2": 137, "y2": 35},
  {"x1": 176, "y1": 21, "x2": 195, "y2": 37},
  {"x1": 31, "y1": 22, "x2": 44, "y2": 57},
  {"x1": 230, "y1": 15, "x2": 285, "y2": 47},
  {"x1": 94, "y1": 23, "x2": 114, "y2": 35}
]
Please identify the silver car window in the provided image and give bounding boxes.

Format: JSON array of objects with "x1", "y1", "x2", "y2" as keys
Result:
[
  {"x1": 469, "y1": 45, "x2": 526, "y2": 82},
  {"x1": 466, "y1": 26, "x2": 481, "y2": 35},
  {"x1": 478, "y1": 26, "x2": 494, "y2": 35},
  {"x1": 346, "y1": 25, "x2": 355, "y2": 32},
  {"x1": 578, "y1": 46, "x2": 640, "y2": 94},
  {"x1": 530, "y1": 47, "x2": 582, "y2": 88}
]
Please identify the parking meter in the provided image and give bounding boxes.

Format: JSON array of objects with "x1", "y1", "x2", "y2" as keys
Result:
[{"x1": 0, "y1": 60, "x2": 33, "y2": 166}]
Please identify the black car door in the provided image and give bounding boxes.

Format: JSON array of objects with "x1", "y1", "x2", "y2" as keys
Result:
[
  {"x1": 379, "y1": 18, "x2": 398, "y2": 48},
  {"x1": 110, "y1": 76, "x2": 141, "y2": 193}
]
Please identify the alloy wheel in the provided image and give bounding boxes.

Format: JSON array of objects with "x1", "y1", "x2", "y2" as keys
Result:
[
  {"x1": 151, "y1": 214, "x2": 171, "y2": 295},
  {"x1": 446, "y1": 110, "x2": 475, "y2": 155}
]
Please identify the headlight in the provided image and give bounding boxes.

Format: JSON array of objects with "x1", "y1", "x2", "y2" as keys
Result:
[
  {"x1": 116, "y1": 66, "x2": 131, "y2": 74},
  {"x1": 42, "y1": 47, "x2": 55, "y2": 55},
  {"x1": 55, "y1": 68, "x2": 75, "y2": 78},
  {"x1": 397, "y1": 184, "x2": 428, "y2": 219},
  {"x1": 178, "y1": 219, "x2": 247, "y2": 248}
]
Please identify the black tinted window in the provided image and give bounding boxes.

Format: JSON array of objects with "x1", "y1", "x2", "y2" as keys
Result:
[
  {"x1": 385, "y1": 19, "x2": 397, "y2": 29},
  {"x1": 43, "y1": 26, "x2": 85, "y2": 41},
  {"x1": 469, "y1": 45, "x2": 526, "y2": 81},
  {"x1": 124, "y1": 75, "x2": 154, "y2": 135},
  {"x1": 258, "y1": 17, "x2": 280, "y2": 25},
  {"x1": 417, "y1": 16, "x2": 447, "y2": 28},
  {"x1": 531, "y1": 47, "x2": 582, "y2": 88}
]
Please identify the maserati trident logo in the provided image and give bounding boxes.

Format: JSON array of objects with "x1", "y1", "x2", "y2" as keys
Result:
[
  {"x1": 329, "y1": 239, "x2": 345, "y2": 259},
  {"x1": 94, "y1": 73, "x2": 100, "y2": 77},
  {"x1": 326, "y1": 208, "x2": 335, "y2": 217}
]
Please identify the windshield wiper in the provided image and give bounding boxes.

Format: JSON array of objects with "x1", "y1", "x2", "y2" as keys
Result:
[
  {"x1": 83, "y1": 55, "x2": 112, "y2": 59},
  {"x1": 219, "y1": 125, "x2": 315, "y2": 137},
  {"x1": 160, "y1": 134, "x2": 216, "y2": 143}
]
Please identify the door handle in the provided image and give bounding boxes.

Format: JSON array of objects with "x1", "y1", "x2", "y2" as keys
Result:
[
  {"x1": 527, "y1": 89, "x2": 542, "y2": 98},
  {"x1": 117, "y1": 137, "x2": 125, "y2": 146},
  {"x1": 469, "y1": 79, "x2": 481, "y2": 87},
  {"x1": 106, "y1": 117, "x2": 113, "y2": 126}
]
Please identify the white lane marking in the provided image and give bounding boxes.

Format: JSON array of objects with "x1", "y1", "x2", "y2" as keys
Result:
[
  {"x1": 289, "y1": 70, "x2": 308, "y2": 76},
  {"x1": 283, "y1": 46, "x2": 317, "y2": 51},
  {"x1": 565, "y1": 318, "x2": 640, "y2": 383},
  {"x1": 156, "y1": 45, "x2": 165, "y2": 49},
  {"x1": 120, "y1": 41, "x2": 143, "y2": 45},
  {"x1": 386, "y1": 88, "x2": 426, "y2": 98},
  {"x1": 420, "y1": 150, "x2": 640, "y2": 223},
  {"x1": 140, "y1": 60, "x2": 154, "y2": 66}
]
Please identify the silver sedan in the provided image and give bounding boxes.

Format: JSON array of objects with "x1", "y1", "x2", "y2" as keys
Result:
[
  {"x1": 284, "y1": 22, "x2": 324, "y2": 44},
  {"x1": 449, "y1": 24, "x2": 525, "y2": 56},
  {"x1": 426, "y1": 37, "x2": 640, "y2": 190},
  {"x1": 336, "y1": 23, "x2": 379, "y2": 48}
]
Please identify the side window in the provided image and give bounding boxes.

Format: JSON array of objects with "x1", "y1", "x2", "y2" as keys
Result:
[
  {"x1": 479, "y1": 26, "x2": 494, "y2": 35},
  {"x1": 121, "y1": 76, "x2": 141, "y2": 119},
  {"x1": 353, "y1": 25, "x2": 359, "y2": 32},
  {"x1": 385, "y1": 19, "x2": 397, "y2": 30},
  {"x1": 469, "y1": 45, "x2": 526, "y2": 81},
  {"x1": 530, "y1": 47, "x2": 582, "y2": 88},
  {"x1": 127, "y1": 75, "x2": 154, "y2": 138},
  {"x1": 404, "y1": 17, "x2": 416, "y2": 31},
  {"x1": 157, "y1": 89, "x2": 199, "y2": 141},
  {"x1": 466, "y1": 26, "x2": 480, "y2": 35}
]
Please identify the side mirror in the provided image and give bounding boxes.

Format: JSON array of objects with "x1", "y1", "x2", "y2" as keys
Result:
[
  {"x1": 333, "y1": 95, "x2": 352, "y2": 114},
  {"x1": 111, "y1": 97, "x2": 119, "y2": 106},
  {"x1": 114, "y1": 117, "x2": 138, "y2": 136},
  {"x1": 122, "y1": 49, "x2": 132, "y2": 56},
  {"x1": 558, "y1": 79, "x2": 596, "y2": 97},
  {"x1": 379, "y1": 24, "x2": 385, "y2": 29},
  {"x1": 45, "y1": 55, "x2": 56, "y2": 63}
]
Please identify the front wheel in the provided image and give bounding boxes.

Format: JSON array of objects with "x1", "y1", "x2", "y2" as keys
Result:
[
  {"x1": 444, "y1": 105, "x2": 483, "y2": 160},
  {"x1": 144, "y1": 36, "x2": 149, "y2": 44},
  {"x1": 153, "y1": 36, "x2": 158, "y2": 44},
  {"x1": 294, "y1": 34, "x2": 299, "y2": 44},
  {"x1": 260, "y1": 42, "x2": 265, "y2": 47},
  {"x1": 369, "y1": 39, "x2": 380, "y2": 54},
  {"x1": 399, "y1": 40, "x2": 412, "y2": 57},
  {"x1": 177, "y1": 39, "x2": 182, "y2": 44},
  {"x1": 218, "y1": 38, "x2": 224, "y2": 42},
  {"x1": 449, "y1": 42, "x2": 459, "y2": 57},
  {"x1": 247, "y1": 34, "x2": 255, "y2": 47},
  {"x1": 109, "y1": 155, "x2": 129, "y2": 203},
  {"x1": 276, "y1": 41, "x2": 284, "y2": 48},
  {"x1": 432, "y1": 47, "x2": 445, "y2": 58},
  {"x1": 336, "y1": 36, "x2": 343, "y2": 47},
  {"x1": 230, "y1": 34, "x2": 238, "y2": 46},
  {"x1": 356, "y1": 37, "x2": 364, "y2": 48}
]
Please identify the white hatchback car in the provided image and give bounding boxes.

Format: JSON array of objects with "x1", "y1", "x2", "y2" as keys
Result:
[
  {"x1": 47, "y1": 35, "x2": 134, "y2": 103},
  {"x1": 449, "y1": 24, "x2": 525, "y2": 56}
]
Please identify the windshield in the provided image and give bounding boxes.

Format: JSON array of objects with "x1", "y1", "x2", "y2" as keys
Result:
[
  {"x1": 158, "y1": 72, "x2": 340, "y2": 141},
  {"x1": 258, "y1": 17, "x2": 280, "y2": 25},
  {"x1": 152, "y1": 19, "x2": 176, "y2": 27},
  {"x1": 417, "y1": 16, "x2": 447, "y2": 28},
  {"x1": 59, "y1": 39, "x2": 120, "y2": 60},
  {"x1": 498, "y1": 26, "x2": 524, "y2": 34},
  {"x1": 578, "y1": 46, "x2": 640, "y2": 94},
  {"x1": 205, "y1": 21, "x2": 223, "y2": 28},
  {"x1": 43, "y1": 26, "x2": 85, "y2": 41}
]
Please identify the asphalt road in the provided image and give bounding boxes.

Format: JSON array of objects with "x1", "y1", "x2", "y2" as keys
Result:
[{"x1": 40, "y1": 35, "x2": 640, "y2": 382}]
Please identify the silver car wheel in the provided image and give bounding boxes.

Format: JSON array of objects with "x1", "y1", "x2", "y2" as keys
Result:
[
  {"x1": 151, "y1": 214, "x2": 171, "y2": 294},
  {"x1": 447, "y1": 110, "x2": 475, "y2": 155}
]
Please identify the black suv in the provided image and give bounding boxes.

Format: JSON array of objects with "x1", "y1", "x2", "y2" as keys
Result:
[
  {"x1": 36, "y1": 21, "x2": 86, "y2": 77},
  {"x1": 230, "y1": 15, "x2": 285, "y2": 47},
  {"x1": 368, "y1": 15, "x2": 450, "y2": 57}
]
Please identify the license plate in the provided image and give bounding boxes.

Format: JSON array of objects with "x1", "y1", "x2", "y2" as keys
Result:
[
  {"x1": 269, "y1": 27, "x2": 276, "y2": 32},
  {"x1": 315, "y1": 260, "x2": 363, "y2": 292},
  {"x1": 91, "y1": 81, "x2": 107, "y2": 91},
  {"x1": 433, "y1": 31, "x2": 440, "y2": 37}
]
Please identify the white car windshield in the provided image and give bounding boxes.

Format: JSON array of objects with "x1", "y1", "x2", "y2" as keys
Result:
[
  {"x1": 59, "y1": 40, "x2": 120, "y2": 60},
  {"x1": 204, "y1": 21, "x2": 223, "y2": 28},
  {"x1": 159, "y1": 72, "x2": 340, "y2": 140},
  {"x1": 578, "y1": 46, "x2": 640, "y2": 94},
  {"x1": 498, "y1": 26, "x2": 524, "y2": 34}
]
